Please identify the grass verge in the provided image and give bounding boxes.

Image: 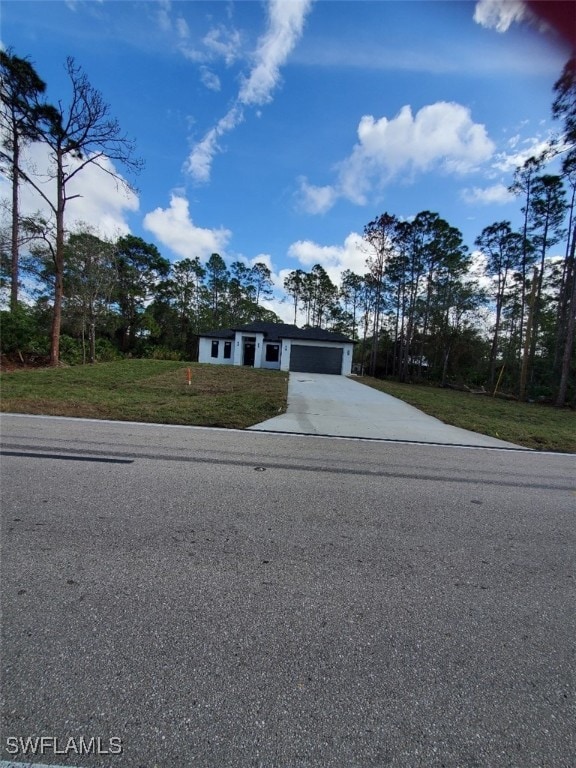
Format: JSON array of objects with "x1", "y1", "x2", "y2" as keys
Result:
[
  {"x1": 354, "y1": 376, "x2": 576, "y2": 453},
  {"x1": 0, "y1": 359, "x2": 288, "y2": 430}
]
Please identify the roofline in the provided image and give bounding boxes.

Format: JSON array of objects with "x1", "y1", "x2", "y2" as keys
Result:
[{"x1": 198, "y1": 325, "x2": 356, "y2": 344}]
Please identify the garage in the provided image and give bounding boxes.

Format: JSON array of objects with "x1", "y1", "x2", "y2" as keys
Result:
[{"x1": 289, "y1": 344, "x2": 343, "y2": 375}]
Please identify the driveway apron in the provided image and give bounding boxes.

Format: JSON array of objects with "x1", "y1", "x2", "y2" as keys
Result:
[{"x1": 249, "y1": 373, "x2": 523, "y2": 448}]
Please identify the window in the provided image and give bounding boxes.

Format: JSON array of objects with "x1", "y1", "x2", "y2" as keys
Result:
[
  {"x1": 211, "y1": 340, "x2": 219, "y2": 358},
  {"x1": 224, "y1": 341, "x2": 232, "y2": 359},
  {"x1": 265, "y1": 344, "x2": 280, "y2": 362}
]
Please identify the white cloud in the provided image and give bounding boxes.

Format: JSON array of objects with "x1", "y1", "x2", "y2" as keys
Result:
[
  {"x1": 461, "y1": 183, "x2": 515, "y2": 205},
  {"x1": 157, "y1": 0, "x2": 191, "y2": 42},
  {"x1": 356, "y1": 103, "x2": 494, "y2": 175},
  {"x1": 186, "y1": 0, "x2": 313, "y2": 183},
  {"x1": 200, "y1": 67, "x2": 221, "y2": 92},
  {"x1": 156, "y1": 0, "x2": 172, "y2": 33},
  {"x1": 248, "y1": 252, "x2": 274, "y2": 272},
  {"x1": 286, "y1": 232, "x2": 366, "y2": 285},
  {"x1": 176, "y1": 16, "x2": 190, "y2": 40},
  {"x1": 473, "y1": 0, "x2": 529, "y2": 32},
  {"x1": 185, "y1": 105, "x2": 244, "y2": 182},
  {"x1": 65, "y1": 159, "x2": 139, "y2": 237},
  {"x1": 491, "y1": 133, "x2": 555, "y2": 174},
  {"x1": 298, "y1": 102, "x2": 495, "y2": 214},
  {"x1": 159, "y1": 4, "x2": 242, "y2": 67},
  {"x1": 203, "y1": 26, "x2": 242, "y2": 66},
  {"x1": 297, "y1": 178, "x2": 338, "y2": 215},
  {"x1": 238, "y1": 0, "x2": 313, "y2": 107},
  {"x1": 143, "y1": 193, "x2": 231, "y2": 260},
  {"x1": 0, "y1": 141, "x2": 138, "y2": 239}
]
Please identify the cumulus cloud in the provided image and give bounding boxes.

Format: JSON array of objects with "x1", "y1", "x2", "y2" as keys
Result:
[
  {"x1": 186, "y1": 0, "x2": 313, "y2": 183},
  {"x1": 286, "y1": 232, "x2": 366, "y2": 285},
  {"x1": 0, "y1": 141, "x2": 138, "y2": 239},
  {"x1": 461, "y1": 183, "x2": 515, "y2": 205},
  {"x1": 355, "y1": 103, "x2": 494, "y2": 175},
  {"x1": 473, "y1": 0, "x2": 529, "y2": 32},
  {"x1": 65, "y1": 160, "x2": 139, "y2": 237},
  {"x1": 298, "y1": 102, "x2": 495, "y2": 214},
  {"x1": 297, "y1": 178, "x2": 339, "y2": 215},
  {"x1": 143, "y1": 193, "x2": 231, "y2": 260}
]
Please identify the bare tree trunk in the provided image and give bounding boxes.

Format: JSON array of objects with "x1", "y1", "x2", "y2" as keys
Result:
[
  {"x1": 556, "y1": 232, "x2": 576, "y2": 407},
  {"x1": 81, "y1": 322, "x2": 87, "y2": 365},
  {"x1": 10, "y1": 138, "x2": 20, "y2": 311},
  {"x1": 441, "y1": 343, "x2": 451, "y2": 387},
  {"x1": 50, "y1": 149, "x2": 65, "y2": 366},
  {"x1": 89, "y1": 320, "x2": 96, "y2": 364},
  {"x1": 519, "y1": 267, "x2": 538, "y2": 401},
  {"x1": 554, "y1": 214, "x2": 575, "y2": 371},
  {"x1": 50, "y1": 267, "x2": 64, "y2": 365},
  {"x1": 489, "y1": 314, "x2": 500, "y2": 387}
]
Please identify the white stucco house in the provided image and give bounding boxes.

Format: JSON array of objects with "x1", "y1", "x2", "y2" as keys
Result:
[{"x1": 198, "y1": 321, "x2": 355, "y2": 375}]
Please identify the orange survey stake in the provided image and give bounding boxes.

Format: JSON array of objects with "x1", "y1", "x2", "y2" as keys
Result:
[{"x1": 187, "y1": 367, "x2": 192, "y2": 386}]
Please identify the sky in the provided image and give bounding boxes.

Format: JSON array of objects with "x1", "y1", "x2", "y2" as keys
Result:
[{"x1": 0, "y1": 0, "x2": 573, "y2": 322}]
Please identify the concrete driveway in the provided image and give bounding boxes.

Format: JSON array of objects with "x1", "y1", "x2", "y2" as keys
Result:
[{"x1": 250, "y1": 373, "x2": 523, "y2": 448}]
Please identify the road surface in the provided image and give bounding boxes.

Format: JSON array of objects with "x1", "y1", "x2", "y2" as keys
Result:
[{"x1": 1, "y1": 415, "x2": 574, "y2": 767}]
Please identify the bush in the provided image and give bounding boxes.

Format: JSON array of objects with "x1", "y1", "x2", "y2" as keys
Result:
[
  {"x1": 58, "y1": 335, "x2": 84, "y2": 365},
  {"x1": 0, "y1": 305, "x2": 37, "y2": 353},
  {"x1": 95, "y1": 338, "x2": 122, "y2": 362},
  {"x1": 150, "y1": 346, "x2": 183, "y2": 361}
]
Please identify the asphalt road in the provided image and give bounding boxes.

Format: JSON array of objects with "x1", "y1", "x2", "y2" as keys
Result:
[{"x1": 1, "y1": 415, "x2": 575, "y2": 768}]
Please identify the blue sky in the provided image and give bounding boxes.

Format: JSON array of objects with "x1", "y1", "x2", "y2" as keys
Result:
[{"x1": 1, "y1": 0, "x2": 572, "y2": 320}]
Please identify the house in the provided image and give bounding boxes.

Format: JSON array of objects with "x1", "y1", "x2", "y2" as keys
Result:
[{"x1": 198, "y1": 321, "x2": 355, "y2": 375}]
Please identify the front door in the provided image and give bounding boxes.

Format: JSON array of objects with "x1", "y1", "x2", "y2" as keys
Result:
[{"x1": 243, "y1": 342, "x2": 255, "y2": 366}]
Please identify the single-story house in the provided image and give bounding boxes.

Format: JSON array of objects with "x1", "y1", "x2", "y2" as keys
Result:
[{"x1": 198, "y1": 321, "x2": 355, "y2": 375}]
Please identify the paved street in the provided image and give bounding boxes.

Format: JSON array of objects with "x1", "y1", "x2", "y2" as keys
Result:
[
  {"x1": 1, "y1": 415, "x2": 575, "y2": 767},
  {"x1": 250, "y1": 373, "x2": 522, "y2": 448}
]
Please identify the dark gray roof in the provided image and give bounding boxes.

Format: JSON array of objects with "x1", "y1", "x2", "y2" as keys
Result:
[
  {"x1": 202, "y1": 328, "x2": 235, "y2": 339},
  {"x1": 200, "y1": 321, "x2": 354, "y2": 343}
]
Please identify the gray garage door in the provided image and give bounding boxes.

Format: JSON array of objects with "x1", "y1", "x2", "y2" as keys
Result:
[{"x1": 289, "y1": 345, "x2": 343, "y2": 374}]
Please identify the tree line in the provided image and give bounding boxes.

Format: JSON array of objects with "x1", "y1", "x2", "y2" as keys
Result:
[
  {"x1": 1, "y1": 49, "x2": 575, "y2": 405},
  {"x1": 3, "y1": 228, "x2": 278, "y2": 363}
]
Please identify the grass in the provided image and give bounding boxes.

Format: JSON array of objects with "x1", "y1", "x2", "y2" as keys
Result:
[
  {"x1": 354, "y1": 376, "x2": 576, "y2": 453},
  {"x1": 0, "y1": 359, "x2": 288, "y2": 430},
  {"x1": 1, "y1": 360, "x2": 574, "y2": 452}
]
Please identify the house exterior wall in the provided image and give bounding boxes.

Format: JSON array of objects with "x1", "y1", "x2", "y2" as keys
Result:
[
  {"x1": 261, "y1": 341, "x2": 282, "y2": 370},
  {"x1": 199, "y1": 332, "x2": 353, "y2": 374},
  {"x1": 341, "y1": 342, "x2": 354, "y2": 375},
  {"x1": 198, "y1": 337, "x2": 236, "y2": 365}
]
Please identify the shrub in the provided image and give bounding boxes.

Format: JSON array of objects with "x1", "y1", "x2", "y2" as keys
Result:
[
  {"x1": 58, "y1": 335, "x2": 84, "y2": 365},
  {"x1": 150, "y1": 346, "x2": 182, "y2": 361},
  {"x1": 0, "y1": 305, "x2": 37, "y2": 353},
  {"x1": 95, "y1": 338, "x2": 122, "y2": 362}
]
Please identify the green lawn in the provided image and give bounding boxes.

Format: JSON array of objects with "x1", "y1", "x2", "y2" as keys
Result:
[
  {"x1": 354, "y1": 376, "x2": 576, "y2": 453},
  {"x1": 0, "y1": 359, "x2": 288, "y2": 430},
  {"x1": 1, "y1": 361, "x2": 574, "y2": 451}
]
